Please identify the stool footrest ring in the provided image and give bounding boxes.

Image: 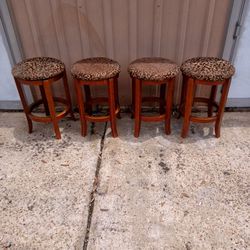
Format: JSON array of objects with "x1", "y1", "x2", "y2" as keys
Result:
[
  {"x1": 194, "y1": 97, "x2": 219, "y2": 109},
  {"x1": 141, "y1": 114, "x2": 165, "y2": 122},
  {"x1": 85, "y1": 107, "x2": 120, "y2": 122},
  {"x1": 180, "y1": 97, "x2": 219, "y2": 116},
  {"x1": 190, "y1": 115, "x2": 217, "y2": 123},
  {"x1": 28, "y1": 97, "x2": 70, "y2": 123}
]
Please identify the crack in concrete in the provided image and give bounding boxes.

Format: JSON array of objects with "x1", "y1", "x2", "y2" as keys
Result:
[{"x1": 83, "y1": 122, "x2": 107, "y2": 250}]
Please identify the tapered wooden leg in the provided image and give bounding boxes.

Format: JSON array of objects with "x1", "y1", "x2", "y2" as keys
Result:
[
  {"x1": 114, "y1": 76, "x2": 121, "y2": 118},
  {"x1": 208, "y1": 85, "x2": 217, "y2": 117},
  {"x1": 131, "y1": 78, "x2": 135, "y2": 119},
  {"x1": 83, "y1": 85, "x2": 92, "y2": 115},
  {"x1": 14, "y1": 79, "x2": 33, "y2": 133},
  {"x1": 165, "y1": 78, "x2": 174, "y2": 135},
  {"x1": 108, "y1": 78, "x2": 118, "y2": 137},
  {"x1": 74, "y1": 80, "x2": 87, "y2": 136},
  {"x1": 63, "y1": 71, "x2": 75, "y2": 120},
  {"x1": 39, "y1": 85, "x2": 50, "y2": 116},
  {"x1": 178, "y1": 75, "x2": 187, "y2": 118},
  {"x1": 43, "y1": 81, "x2": 61, "y2": 139},
  {"x1": 215, "y1": 79, "x2": 231, "y2": 138},
  {"x1": 134, "y1": 79, "x2": 142, "y2": 137},
  {"x1": 181, "y1": 78, "x2": 195, "y2": 138},
  {"x1": 160, "y1": 83, "x2": 166, "y2": 114}
]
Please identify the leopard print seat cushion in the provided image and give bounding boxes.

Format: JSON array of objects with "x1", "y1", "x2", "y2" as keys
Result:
[
  {"x1": 71, "y1": 57, "x2": 121, "y2": 81},
  {"x1": 128, "y1": 57, "x2": 180, "y2": 81},
  {"x1": 12, "y1": 57, "x2": 65, "y2": 81},
  {"x1": 181, "y1": 57, "x2": 235, "y2": 81}
]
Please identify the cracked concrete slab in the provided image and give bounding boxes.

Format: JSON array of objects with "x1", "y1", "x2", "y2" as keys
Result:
[
  {"x1": 0, "y1": 113, "x2": 105, "y2": 249},
  {"x1": 88, "y1": 113, "x2": 250, "y2": 250},
  {"x1": 0, "y1": 112, "x2": 249, "y2": 250}
]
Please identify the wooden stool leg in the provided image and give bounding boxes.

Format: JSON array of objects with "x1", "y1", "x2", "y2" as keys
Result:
[
  {"x1": 178, "y1": 75, "x2": 187, "y2": 118},
  {"x1": 14, "y1": 79, "x2": 33, "y2": 133},
  {"x1": 108, "y1": 78, "x2": 118, "y2": 137},
  {"x1": 63, "y1": 71, "x2": 75, "y2": 120},
  {"x1": 208, "y1": 85, "x2": 217, "y2": 117},
  {"x1": 160, "y1": 84, "x2": 166, "y2": 114},
  {"x1": 43, "y1": 81, "x2": 61, "y2": 139},
  {"x1": 74, "y1": 80, "x2": 87, "y2": 136},
  {"x1": 134, "y1": 79, "x2": 142, "y2": 137},
  {"x1": 84, "y1": 85, "x2": 92, "y2": 115},
  {"x1": 114, "y1": 76, "x2": 121, "y2": 118},
  {"x1": 215, "y1": 79, "x2": 231, "y2": 138},
  {"x1": 165, "y1": 78, "x2": 174, "y2": 135},
  {"x1": 181, "y1": 78, "x2": 195, "y2": 138},
  {"x1": 131, "y1": 78, "x2": 135, "y2": 119},
  {"x1": 39, "y1": 85, "x2": 50, "y2": 116}
]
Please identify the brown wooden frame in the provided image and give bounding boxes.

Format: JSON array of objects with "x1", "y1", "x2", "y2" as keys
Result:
[
  {"x1": 180, "y1": 75, "x2": 231, "y2": 138},
  {"x1": 74, "y1": 75, "x2": 120, "y2": 138},
  {"x1": 131, "y1": 77, "x2": 175, "y2": 137},
  {"x1": 14, "y1": 70, "x2": 75, "y2": 139}
]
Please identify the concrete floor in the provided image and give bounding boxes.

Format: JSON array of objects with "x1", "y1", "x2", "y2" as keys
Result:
[{"x1": 0, "y1": 112, "x2": 249, "y2": 250}]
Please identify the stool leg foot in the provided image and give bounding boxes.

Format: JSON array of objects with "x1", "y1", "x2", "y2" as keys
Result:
[
  {"x1": 134, "y1": 79, "x2": 142, "y2": 138},
  {"x1": 27, "y1": 116, "x2": 33, "y2": 133},
  {"x1": 215, "y1": 79, "x2": 231, "y2": 138},
  {"x1": 53, "y1": 122, "x2": 61, "y2": 139},
  {"x1": 63, "y1": 71, "x2": 76, "y2": 121},
  {"x1": 165, "y1": 79, "x2": 174, "y2": 135},
  {"x1": 43, "y1": 81, "x2": 61, "y2": 139},
  {"x1": 114, "y1": 77, "x2": 121, "y2": 119},
  {"x1": 15, "y1": 79, "x2": 33, "y2": 134},
  {"x1": 108, "y1": 79, "x2": 118, "y2": 138},
  {"x1": 75, "y1": 80, "x2": 87, "y2": 137},
  {"x1": 181, "y1": 78, "x2": 195, "y2": 138}
]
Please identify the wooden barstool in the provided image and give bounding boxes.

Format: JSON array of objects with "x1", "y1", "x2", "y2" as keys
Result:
[
  {"x1": 71, "y1": 57, "x2": 121, "y2": 137},
  {"x1": 179, "y1": 57, "x2": 235, "y2": 138},
  {"x1": 128, "y1": 57, "x2": 179, "y2": 137},
  {"x1": 12, "y1": 57, "x2": 75, "y2": 139}
]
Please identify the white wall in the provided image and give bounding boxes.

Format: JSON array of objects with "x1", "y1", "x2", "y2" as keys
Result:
[
  {"x1": 0, "y1": 30, "x2": 19, "y2": 101},
  {"x1": 229, "y1": 2, "x2": 250, "y2": 99}
]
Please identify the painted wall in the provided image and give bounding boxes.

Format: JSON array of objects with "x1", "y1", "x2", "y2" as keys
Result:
[
  {"x1": 0, "y1": 30, "x2": 19, "y2": 101},
  {"x1": 229, "y1": 2, "x2": 250, "y2": 99},
  {"x1": 9, "y1": 0, "x2": 232, "y2": 105}
]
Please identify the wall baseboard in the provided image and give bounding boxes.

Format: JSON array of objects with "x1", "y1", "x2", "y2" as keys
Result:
[
  {"x1": 0, "y1": 100, "x2": 249, "y2": 112},
  {"x1": 227, "y1": 98, "x2": 250, "y2": 107},
  {"x1": 0, "y1": 100, "x2": 22, "y2": 110}
]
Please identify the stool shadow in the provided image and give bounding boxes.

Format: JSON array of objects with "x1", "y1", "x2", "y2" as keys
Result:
[
  {"x1": 105, "y1": 114, "x2": 217, "y2": 145},
  {"x1": 9, "y1": 113, "x2": 105, "y2": 145}
]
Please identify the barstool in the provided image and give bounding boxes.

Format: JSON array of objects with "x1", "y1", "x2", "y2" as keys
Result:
[
  {"x1": 71, "y1": 57, "x2": 121, "y2": 137},
  {"x1": 128, "y1": 57, "x2": 179, "y2": 137},
  {"x1": 180, "y1": 57, "x2": 235, "y2": 138},
  {"x1": 12, "y1": 57, "x2": 75, "y2": 139}
]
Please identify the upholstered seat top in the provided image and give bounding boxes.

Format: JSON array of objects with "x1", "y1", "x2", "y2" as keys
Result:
[
  {"x1": 128, "y1": 57, "x2": 180, "y2": 81},
  {"x1": 181, "y1": 57, "x2": 235, "y2": 81},
  {"x1": 12, "y1": 57, "x2": 65, "y2": 81},
  {"x1": 71, "y1": 57, "x2": 121, "y2": 81}
]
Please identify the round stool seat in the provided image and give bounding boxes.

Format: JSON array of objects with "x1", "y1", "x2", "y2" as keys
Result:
[
  {"x1": 71, "y1": 57, "x2": 120, "y2": 81},
  {"x1": 128, "y1": 57, "x2": 179, "y2": 81},
  {"x1": 181, "y1": 57, "x2": 235, "y2": 82},
  {"x1": 12, "y1": 57, "x2": 65, "y2": 81}
]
